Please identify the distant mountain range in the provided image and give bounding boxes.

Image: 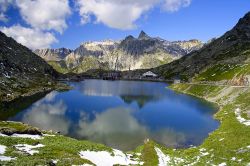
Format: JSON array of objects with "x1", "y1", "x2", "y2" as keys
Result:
[{"x1": 35, "y1": 31, "x2": 203, "y2": 73}]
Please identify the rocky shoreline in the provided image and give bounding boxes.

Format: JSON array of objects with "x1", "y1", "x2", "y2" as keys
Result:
[{"x1": 0, "y1": 82, "x2": 71, "y2": 103}]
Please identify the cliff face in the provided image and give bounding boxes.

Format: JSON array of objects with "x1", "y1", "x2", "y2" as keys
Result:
[
  {"x1": 118, "y1": 32, "x2": 202, "y2": 58},
  {"x1": 65, "y1": 40, "x2": 119, "y2": 69},
  {"x1": 34, "y1": 48, "x2": 72, "y2": 61}
]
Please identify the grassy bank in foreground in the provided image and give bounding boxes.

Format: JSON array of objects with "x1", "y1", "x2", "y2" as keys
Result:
[
  {"x1": 0, "y1": 84, "x2": 250, "y2": 165},
  {"x1": 163, "y1": 84, "x2": 250, "y2": 165},
  {"x1": 0, "y1": 121, "x2": 112, "y2": 165}
]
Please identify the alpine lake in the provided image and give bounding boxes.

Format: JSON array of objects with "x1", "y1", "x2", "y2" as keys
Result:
[{"x1": 0, "y1": 79, "x2": 219, "y2": 151}]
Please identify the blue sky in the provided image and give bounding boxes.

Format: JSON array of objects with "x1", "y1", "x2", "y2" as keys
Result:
[{"x1": 0, "y1": 0, "x2": 249, "y2": 50}]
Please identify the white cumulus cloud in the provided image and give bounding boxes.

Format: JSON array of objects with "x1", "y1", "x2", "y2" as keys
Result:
[
  {"x1": 0, "y1": 0, "x2": 14, "y2": 22},
  {"x1": 16, "y1": 0, "x2": 71, "y2": 33},
  {"x1": 163, "y1": 0, "x2": 191, "y2": 12},
  {"x1": 76, "y1": 0, "x2": 192, "y2": 30},
  {"x1": 76, "y1": 0, "x2": 159, "y2": 30},
  {"x1": 0, "y1": 25, "x2": 58, "y2": 49}
]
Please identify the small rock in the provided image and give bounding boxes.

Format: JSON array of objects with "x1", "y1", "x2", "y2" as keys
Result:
[
  {"x1": 47, "y1": 160, "x2": 56, "y2": 166},
  {"x1": 0, "y1": 128, "x2": 17, "y2": 136},
  {"x1": 20, "y1": 127, "x2": 42, "y2": 135}
]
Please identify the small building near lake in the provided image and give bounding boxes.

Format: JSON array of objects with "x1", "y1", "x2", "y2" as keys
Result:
[
  {"x1": 142, "y1": 71, "x2": 158, "y2": 78},
  {"x1": 174, "y1": 79, "x2": 181, "y2": 84}
]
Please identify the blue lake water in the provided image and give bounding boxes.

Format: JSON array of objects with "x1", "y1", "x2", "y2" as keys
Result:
[{"x1": 7, "y1": 79, "x2": 219, "y2": 151}]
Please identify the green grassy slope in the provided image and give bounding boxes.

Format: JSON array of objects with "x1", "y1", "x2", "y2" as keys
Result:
[
  {"x1": 194, "y1": 63, "x2": 250, "y2": 82},
  {"x1": 48, "y1": 56, "x2": 110, "y2": 74},
  {"x1": 48, "y1": 61, "x2": 69, "y2": 74},
  {"x1": 71, "y1": 56, "x2": 109, "y2": 74}
]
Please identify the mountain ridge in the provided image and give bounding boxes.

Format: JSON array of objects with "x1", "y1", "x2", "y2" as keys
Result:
[{"x1": 138, "y1": 30, "x2": 151, "y2": 40}]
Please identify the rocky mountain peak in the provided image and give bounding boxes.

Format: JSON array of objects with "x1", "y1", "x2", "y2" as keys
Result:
[
  {"x1": 236, "y1": 11, "x2": 250, "y2": 27},
  {"x1": 138, "y1": 31, "x2": 150, "y2": 40},
  {"x1": 125, "y1": 35, "x2": 135, "y2": 40},
  {"x1": 225, "y1": 11, "x2": 250, "y2": 40}
]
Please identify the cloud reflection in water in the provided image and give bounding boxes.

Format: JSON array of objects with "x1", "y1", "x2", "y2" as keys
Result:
[
  {"x1": 21, "y1": 92, "x2": 70, "y2": 135},
  {"x1": 76, "y1": 107, "x2": 186, "y2": 150}
]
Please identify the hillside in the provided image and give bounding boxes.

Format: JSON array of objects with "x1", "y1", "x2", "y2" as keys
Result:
[
  {"x1": 35, "y1": 31, "x2": 203, "y2": 73},
  {"x1": 152, "y1": 12, "x2": 250, "y2": 83},
  {"x1": 0, "y1": 31, "x2": 63, "y2": 102}
]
